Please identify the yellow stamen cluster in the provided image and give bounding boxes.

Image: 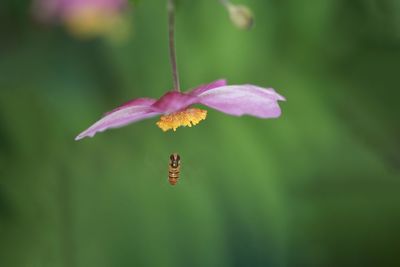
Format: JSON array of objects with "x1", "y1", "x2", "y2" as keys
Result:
[
  {"x1": 156, "y1": 108, "x2": 207, "y2": 132},
  {"x1": 64, "y1": 8, "x2": 129, "y2": 41}
]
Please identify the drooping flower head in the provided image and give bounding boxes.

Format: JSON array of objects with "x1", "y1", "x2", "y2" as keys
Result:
[
  {"x1": 75, "y1": 80, "x2": 285, "y2": 140},
  {"x1": 33, "y1": 0, "x2": 130, "y2": 39}
]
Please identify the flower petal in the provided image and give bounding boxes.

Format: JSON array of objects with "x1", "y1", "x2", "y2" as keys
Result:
[
  {"x1": 197, "y1": 85, "x2": 285, "y2": 118},
  {"x1": 75, "y1": 100, "x2": 160, "y2": 140},
  {"x1": 150, "y1": 80, "x2": 228, "y2": 114},
  {"x1": 189, "y1": 79, "x2": 227, "y2": 95},
  {"x1": 152, "y1": 91, "x2": 198, "y2": 114},
  {"x1": 105, "y1": 97, "x2": 157, "y2": 115}
]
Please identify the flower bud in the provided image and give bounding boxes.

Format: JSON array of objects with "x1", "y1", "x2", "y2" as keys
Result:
[{"x1": 226, "y1": 3, "x2": 254, "y2": 30}]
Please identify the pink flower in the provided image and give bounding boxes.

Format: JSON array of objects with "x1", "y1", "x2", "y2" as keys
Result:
[
  {"x1": 75, "y1": 79, "x2": 285, "y2": 140},
  {"x1": 33, "y1": 0, "x2": 129, "y2": 39}
]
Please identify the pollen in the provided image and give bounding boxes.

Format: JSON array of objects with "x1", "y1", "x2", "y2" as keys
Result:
[{"x1": 156, "y1": 108, "x2": 207, "y2": 132}]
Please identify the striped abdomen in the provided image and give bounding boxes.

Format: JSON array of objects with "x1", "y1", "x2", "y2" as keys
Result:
[{"x1": 168, "y1": 166, "x2": 180, "y2": 185}]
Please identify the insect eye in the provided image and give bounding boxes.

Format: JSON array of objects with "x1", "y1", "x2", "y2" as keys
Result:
[
  {"x1": 170, "y1": 155, "x2": 175, "y2": 161},
  {"x1": 176, "y1": 155, "x2": 180, "y2": 161}
]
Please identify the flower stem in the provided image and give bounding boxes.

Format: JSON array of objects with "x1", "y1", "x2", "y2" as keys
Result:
[{"x1": 167, "y1": 0, "x2": 180, "y2": 92}]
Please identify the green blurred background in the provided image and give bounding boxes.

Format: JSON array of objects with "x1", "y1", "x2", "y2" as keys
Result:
[{"x1": 1, "y1": 0, "x2": 400, "y2": 266}]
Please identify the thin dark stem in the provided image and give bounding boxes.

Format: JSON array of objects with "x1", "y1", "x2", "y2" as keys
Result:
[{"x1": 167, "y1": 0, "x2": 180, "y2": 91}]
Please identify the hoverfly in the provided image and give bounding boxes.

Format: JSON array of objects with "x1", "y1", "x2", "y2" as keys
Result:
[{"x1": 168, "y1": 153, "x2": 181, "y2": 185}]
